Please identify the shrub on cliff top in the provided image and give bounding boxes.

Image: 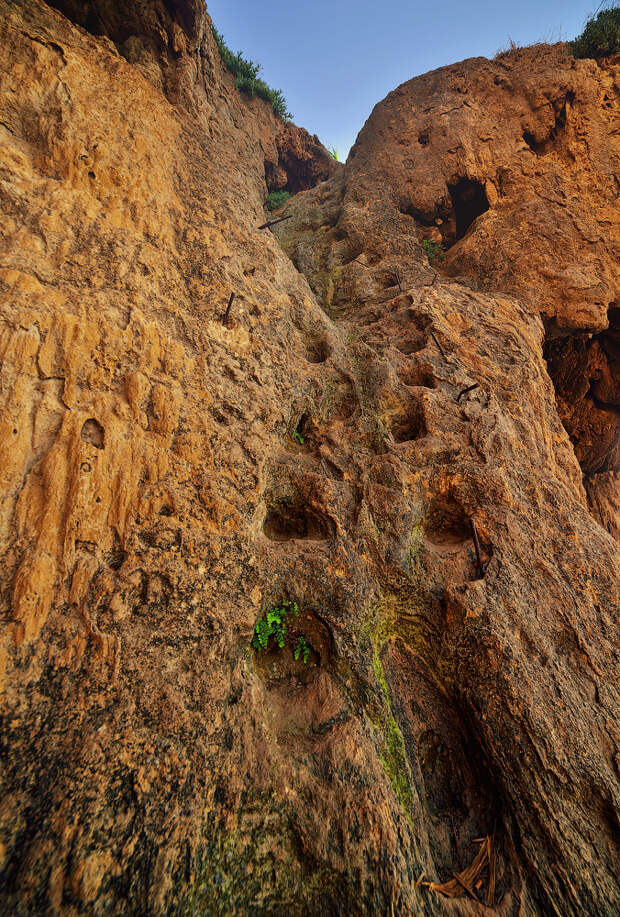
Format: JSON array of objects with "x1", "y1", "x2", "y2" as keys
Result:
[
  {"x1": 570, "y1": 6, "x2": 620, "y2": 58},
  {"x1": 211, "y1": 26, "x2": 293, "y2": 121}
]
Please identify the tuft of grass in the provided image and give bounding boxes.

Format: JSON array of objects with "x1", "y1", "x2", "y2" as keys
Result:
[
  {"x1": 211, "y1": 26, "x2": 293, "y2": 120},
  {"x1": 570, "y1": 6, "x2": 620, "y2": 59},
  {"x1": 328, "y1": 146, "x2": 339, "y2": 161},
  {"x1": 266, "y1": 190, "x2": 291, "y2": 211},
  {"x1": 422, "y1": 238, "x2": 445, "y2": 264},
  {"x1": 494, "y1": 36, "x2": 522, "y2": 57}
]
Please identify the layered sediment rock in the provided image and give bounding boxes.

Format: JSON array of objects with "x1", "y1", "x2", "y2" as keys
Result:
[{"x1": 0, "y1": 2, "x2": 618, "y2": 915}]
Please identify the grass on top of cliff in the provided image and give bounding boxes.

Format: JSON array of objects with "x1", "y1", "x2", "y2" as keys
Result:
[
  {"x1": 211, "y1": 26, "x2": 292, "y2": 120},
  {"x1": 570, "y1": 6, "x2": 620, "y2": 58}
]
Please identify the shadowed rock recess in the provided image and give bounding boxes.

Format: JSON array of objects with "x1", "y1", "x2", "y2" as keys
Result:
[{"x1": 0, "y1": 1, "x2": 618, "y2": 914}]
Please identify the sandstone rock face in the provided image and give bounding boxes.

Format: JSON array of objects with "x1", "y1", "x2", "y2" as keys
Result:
[
  {"x1": 0, "y1": 4, "x2": 618, "y2": 916},
  {"x1": 329, "y1": 43, "x2": 620, "y2": 535}
]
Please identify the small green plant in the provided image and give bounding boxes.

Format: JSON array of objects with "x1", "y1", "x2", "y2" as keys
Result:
[
  {"x1": 252, "y1": 601, "x2": 313, "y2": 664},
  {"x1": 211, "y1": 26, "x2": 293, "y2": 120},
  {"x1": 328, "y1": 146, "x2": 339, "y2": 161},
  {"x1": 422, "y1": 239, "x2": 445, "y2": 264},
  {"x1": 252, "y1": 600, "x2": 299, "y2": 651},
  {"x1": 294, "y1": 636, "x2": 311, "y2": 664},
  {"x1": 293, "y1": 429, "x2": 305, "y2": 445},
  {"x1": 570, "y1": 6, "x2": 620, "y2": 59},
  {"x1": 266, "y1": 190, "x2": 291, "y2": 211}
]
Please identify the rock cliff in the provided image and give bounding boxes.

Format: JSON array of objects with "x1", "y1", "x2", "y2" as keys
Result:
[{"x1": 0, "y1": 1, "x2": 618, "y2": 915}]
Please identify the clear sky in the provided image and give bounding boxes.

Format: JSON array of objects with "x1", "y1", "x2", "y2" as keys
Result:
[{"x1": 206, "y1": 1, "x2": 606, "y2": 159}]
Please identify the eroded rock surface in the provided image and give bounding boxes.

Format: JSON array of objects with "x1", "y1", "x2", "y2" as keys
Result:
[{"x1": 0, "y1": 3, "x2": 618, "y2": 915}]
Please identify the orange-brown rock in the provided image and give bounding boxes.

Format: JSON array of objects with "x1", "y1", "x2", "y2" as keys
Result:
[
  {"x1": 326, "y1": 43, "x2": 619, "y2": 536},
  {"x1": 0, "y1": 3, "x2": 618, "y2": 916}
]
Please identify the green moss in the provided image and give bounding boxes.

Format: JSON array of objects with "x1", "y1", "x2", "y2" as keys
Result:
[
  {"x1": 360, "y1": 572, "x2": 447, "y2": 822},
  {"x1": 371, "y1": 641, "x2": 415, "y2": 819},
  {"x1": 366, "y1": 605, "x2": 416, "y2": 822}
]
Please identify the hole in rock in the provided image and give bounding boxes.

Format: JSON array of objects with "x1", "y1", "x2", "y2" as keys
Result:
[
  {"x1": 159, "y1": 504, "x2": 174, "y2": 517},
  {"x1": 88, "y1": 171, "x2": 95, "y2": 179},
  {"x1": 263, "y1": 502, "x2": 333, "y2": 542},
  {"x1": 290, "y1": 411, "x2": 318, "y2": 447},
  {"x1": 306, "y1": 338, "x2": 331, "y2": 364},
  {"x1": 396, "y1": 332, "x2": 427, "y2": 355},
  {"x1": 447, "y1": 179, "x2": 490, "y2": 241},
  {"x1": 398, "y1": 363, "x2": 437, "y2": 389},
  {"x1": 424, "y1": 494, "x2": 471, "y2": 546},
  {"x1": 418, "y1": 132, "x2": 430, "y2": 146},
  {"x1": 402, "y1": 308, "x2": 432, "y2": 330},
  {"x1": 106, "y1": 531, "x2": 127, "y2": 571},
  {"x1": 329, "y1": 392, "x2": 356, "y2": 421},
  {"x1": 391, "y1": 400, "x2": 427, "y2": 443},
  {"x1": 296, "y1": 412, "x2": 309, "y2": 436},
  {"x1": 252, "y1": 606, "x2": 334, "y2": 689},
  {"x1": 139, "y1": 531, "x2": 157, "y2": 548},
  {"x1": 81, "y1": 418, "x2": 105, "y2": 449}
]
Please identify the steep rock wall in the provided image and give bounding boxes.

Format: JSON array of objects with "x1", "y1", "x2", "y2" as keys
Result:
[{"x1": 0, "y1": 3, "x2": 618, "y2": 916}]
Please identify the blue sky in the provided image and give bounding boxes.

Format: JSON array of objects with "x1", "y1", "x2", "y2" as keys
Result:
[{"x1": 206, "y1": 1, "x2": 606, "y2": 158}]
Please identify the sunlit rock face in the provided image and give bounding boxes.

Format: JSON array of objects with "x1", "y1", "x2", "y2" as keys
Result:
[{"x1": 0, "y1": 3, "x2": 618, "y2": 915}]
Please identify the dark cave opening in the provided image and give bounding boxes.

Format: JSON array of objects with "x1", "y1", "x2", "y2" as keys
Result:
[{"x1": 447, "y1": 179, "x2": 490, "y2": 241}]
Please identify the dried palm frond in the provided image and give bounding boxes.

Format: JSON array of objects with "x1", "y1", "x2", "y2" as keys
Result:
[{"x1": 425, "y1": 834, "x2": 495, "y2": 905}]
